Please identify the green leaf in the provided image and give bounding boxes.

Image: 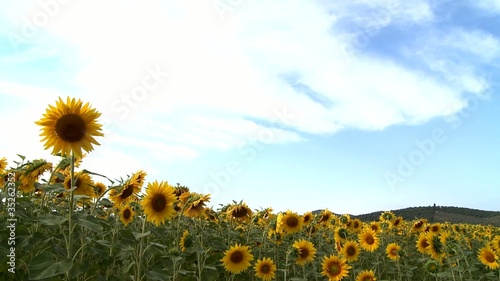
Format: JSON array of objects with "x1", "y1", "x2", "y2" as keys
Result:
[
  {"x1": 133, "y1": 231, "x2": 151, "y2": 240},
  {"x1": 75, "y1": 215, "x2": 103, "y2": 232},
  {"x1": 36, "y1": 214, "x2": 67, "y2": 225},
  {"x1": 29, "y1": 258, "x2": 72, "y2": 280},
  {"x1": 43, "y1": 183, "x2": 67, "y2": 194},
  {"x1": 145, "y1": 270, "x2": 170, "y2": 280}
]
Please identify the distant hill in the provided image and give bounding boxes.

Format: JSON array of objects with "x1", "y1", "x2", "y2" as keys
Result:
[{"x1": 315, "y1": 205, "x2": 500, "y2": 227}]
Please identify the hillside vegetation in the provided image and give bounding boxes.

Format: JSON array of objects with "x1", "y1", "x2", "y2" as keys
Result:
[{"x1": 351, "y1": 205, "x2": 500, "y2": 226}]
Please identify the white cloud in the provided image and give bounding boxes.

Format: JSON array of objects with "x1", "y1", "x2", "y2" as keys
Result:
[{"x1": 0, "y1": 0, "x2": 490, "y2": 161}]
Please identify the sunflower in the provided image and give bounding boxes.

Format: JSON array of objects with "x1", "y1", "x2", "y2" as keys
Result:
[
  {"x1": 341, "y1": 241, "x2": 360, "y2": 262},
  {"x1": 321, "y1": 255, "x2": 351, "y2": 281},
  {"x1": 492, "y1": 236, "x2": 500, "y2": 255},
  {"x1": 130, "y1": 170, "x2": 147, "y2": 188},
  {"x1": 94, "y1": 182, "x2": 107, "y2": 198},
  {"x1": 179, "y1": 192, "x2": 211, "y2": 218},
  {"x1": 254, "y1": 257, "x2": 277, "y2": 281},
  {"x1": 303, "y1": 212, "x2": 313, "y2": 225},
  {"x1": 63, "y1": 171, "x2": 95, "y2": 197},
  {"x1": 220, "y1": 243, "x2": 254, "y2": 274},
  {"x1": 350, "y1": 219, "x2": 363, "y2": 233},
  {"x1": 18, "y1": 175, "x2": 36, "y2": 194},
  {"x1": 319, "y1": 209, "x2": 333, "y2": 225},
  {"x1": 386, "y1": 243, "x2": 400, "y2": 261},
  {"x1": 278, "y1": 210, "x2": 303, "y2": 234},
  {"x1": 119, "y1": 205, "x2": 134, "y2": 226},
  {"x1": 429, "y1": 223, "x2": 441, "y2": 234},
  {"x1": 140, "y1": 180, "x2": 176, "y2": 226},
  {"x1": 379, "y1": 211, "x2": 395, "y2": 223},
  {"x1": 478, "y1": 246, "x2": 500, "y2": 270},
  {"x1": 390, "y1": 216, "x2": 403, "y2": 229},
  {"x1": 427, "y1": 234, "x2": 445, "y2": 260},
  {"x1": 226, "y1": 203, "x2": 253, "y2": 221},
  {"x1": 109, "y1": 179, "x2": 141, "y2": 207},
  {"x1": 179, "y1": 229, "x2": 192, "y2": 252},
  {"x1": 292, "y1": 239, "x2": 317, "y2": 266},
  {"x1": 204, "y1": 208, "x2": 219, "y2": 223},
  {"x1": 411, "y1": 219, "x2": 427, "y2": 233},
  {"x1": 370, "y1": 222, "x2": 381, "y2": 233},
  {"x1": 35, "y1": 97, "x2": 103, "y2": 157},
  {"x1": 416, "y1": 232, "x2": 430, "y2": 254},
  {"x1": 359, "y1": 228, "x2": 379, "y2": 252},
  {"x1": 0, "y1": 157, "x2": 7, "y2": 174},
  {"x1": 23, "y1": 159, "x2": 52, "y2": 180},
  {"x1": 356, "y1": 269, "x2": 376, "y2": 281}
]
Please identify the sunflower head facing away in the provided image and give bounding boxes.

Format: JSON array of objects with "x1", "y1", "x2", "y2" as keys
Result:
[
  {"x1": 220, "y1": 243, "x2": 254, "y2": 274},
  {"x1": 35, "y1": 97, "x2": 104, "y2": 158},
  {"x1": 254, "y1": 257, "x2": 277, "y2": 281},
  {"x1": 293, "y1": 239, "x2": 317, "y2": 266},
  {"x1": 140, "y1": 180, "x2": 176, "y2": 226}
]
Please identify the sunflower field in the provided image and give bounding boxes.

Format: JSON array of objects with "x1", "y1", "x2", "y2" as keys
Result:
[{"x1": 1, "y1": 97, "x2": 500, "y2": 281}]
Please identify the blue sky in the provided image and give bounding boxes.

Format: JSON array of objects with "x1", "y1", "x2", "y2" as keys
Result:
[{"x1": 1, "y1": 0, "x2": 499, "y2": 215}]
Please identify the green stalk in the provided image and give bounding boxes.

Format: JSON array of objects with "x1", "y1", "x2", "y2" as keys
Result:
[
  {"x1": 67, "y1": 153, "x2": 75, "y2": 280},
  {"x1": 137, "y1": 217, "x2": 147, "y2": 281}
]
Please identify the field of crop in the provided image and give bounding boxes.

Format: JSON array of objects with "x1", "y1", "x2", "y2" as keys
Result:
[{"x1": 1, "y1": 97, "x2": 499, "y2": 280}]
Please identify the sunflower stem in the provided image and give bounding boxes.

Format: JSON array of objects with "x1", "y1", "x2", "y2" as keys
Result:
[
  {"x1": 67, "y1": 153, "x2": 75, "y2": 280},
  {"x1": 137, "y1": 216, "x2": 147, "y2": 281}
]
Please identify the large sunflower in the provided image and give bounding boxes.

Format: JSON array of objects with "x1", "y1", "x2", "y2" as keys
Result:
[
  {"x1": 63, "y1": 171, "x2": 95, "y2": 197},
  {"x1": 278, "y1": 210, "x2": 303, "y2": 234},
  {"x1": 254, "y1": 257, "x2": 277, "y2": 281},
  {"x1": 140, "y1": 180, "x2": 176, "y2": 226},
  {"x1": 119, "y1": 205, "x2": 134, "y2": 226},
  {"x1": 359, "y1": 228, "x2": 380, "y2": 252},
  {"x1": 342, "y1": 241, "x2": 360, "y2": 262},
  {"x1": 35, "y1": 97, "x2": 103, "y2": 157},
  {"x1": 427, "y1": 234, "x2": 445, "y2": 261},
  {"x1": 478, "y1": 246, "x2": 499, "y2": 270},
  {"x1": 386, "y1": 243, "x2": 400, "y2": 261},
  {"x1": 356, "y1": 269, "x2": 376, "y2": 281},
  {"x1": 293, "y1": 239, "x2": 317, "y2": 266},
  {"x1": 220, "y1": 243, "x2": 254, "y2": 274},
  {"x1": 321, "y1": 255, "x2": 351, "y2": 281}
]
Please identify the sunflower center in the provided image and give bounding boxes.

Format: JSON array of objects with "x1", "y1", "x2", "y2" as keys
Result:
[
  {"x1": 299, "y1": 248, "x2": 309, "y2": 259},
  {"x1": 484, "y1": 252, "x2": 495, "y2": 263},
  {"x1": 365, "y1": 235, "x2": 375, "y2": 245},
  {"x1": 232, "y1": 207, "x2": 249, "y2": 218},
  {"x1": 55, "y1": 114, "x2": 86, "y2": 142},
  {"x1": 260, "y1": 264, "x2": 270, "y2": 274},
  {"x1": 123, "y1": 209, "x2": 131, "y2": 219},
  {"x1": 152, "y1": 194, "x2": 167, "y2": 212},
  {"x1": 120, "y1": 184, "x2": 134, "y2": 199},
  {"x1": 431, "y1": 225, "x2": 439, "y2": 232},
  {"x1": 286, "y1": 216, "x2": 299, "y2": 227},
  {"x1": 328, "y1": 263, "x2": 340, "y2": 275},
  {"x1": 346, "y1": 246, "x2": 356, "y2": 256},
  {"x1": 390, "y1": 249, "x2": 398, "y2": 255},
  {"x1": 421, "y1": 240, "x2": 429, "y2": 248},
  {"x1": 353, "y1": 221, "x2": 359, "y2": 228},
  {"x1": 229, "y1": 251, "x2": 244, "y2": 263}
]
